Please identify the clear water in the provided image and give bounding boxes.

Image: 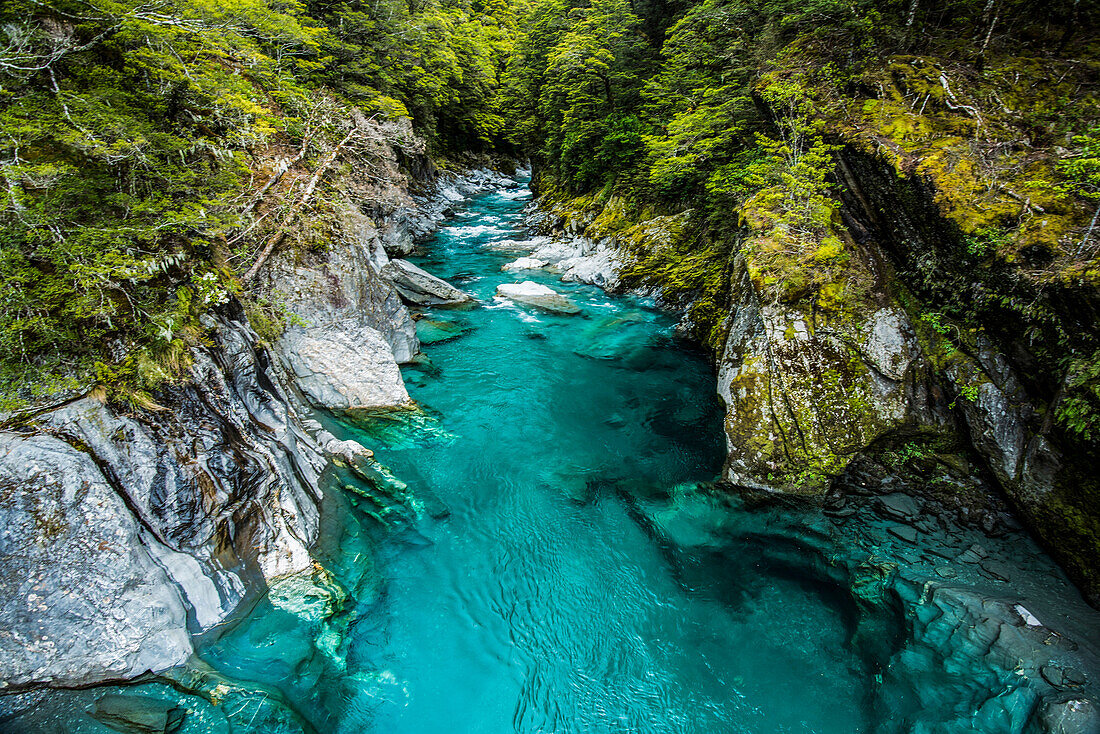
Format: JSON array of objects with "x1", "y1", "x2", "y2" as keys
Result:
[{"x1": 199, "y1": 181, "x2": 884, "y2": 733}]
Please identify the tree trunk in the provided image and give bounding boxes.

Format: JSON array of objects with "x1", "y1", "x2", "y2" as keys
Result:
[{"x1": 240, "y1": 129, "x2": 355, "y2": 284}]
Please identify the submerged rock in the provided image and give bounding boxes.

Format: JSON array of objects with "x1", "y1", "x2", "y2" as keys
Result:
[
  {"x1": 87, "y1": 694, "x2": 185, "y2": 734},
  {"x1": 382, "y1": 258, "x2": 473, "y2": 306},
  {"x1": 495, "y1": 281, "x2": 581, "y2": 314},
  {"x1": 416, "y1": 317, "x2": 472, "y2": 344}
]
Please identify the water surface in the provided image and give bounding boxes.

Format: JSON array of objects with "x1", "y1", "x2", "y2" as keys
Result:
[{"x1": 199, "y1": 178, "x2": 1099, "y2": 734}]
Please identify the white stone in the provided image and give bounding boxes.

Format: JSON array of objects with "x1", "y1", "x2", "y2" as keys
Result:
[
  {"x1": 502, "y1": 257, "x2": 549, "y2": 272},
  {"x1": 278, "y1": 327, "x2": 411, "y2": 410},
  {"x1": 495, "y1": 281, "x2": 581, "y2": 315},
  {"x1": 381, "y1": 258, "x2": 472, "y2": 306}
]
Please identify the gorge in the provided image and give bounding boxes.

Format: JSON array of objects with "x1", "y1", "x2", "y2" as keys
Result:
[{"x1": 2, "y1": 0, "x2": 1100, "y2": 732}]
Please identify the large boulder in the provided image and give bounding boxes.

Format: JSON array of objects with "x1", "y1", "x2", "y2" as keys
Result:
[
  {"x1": 381, "y1": 258, "x2": 472, "y2": 306},
  {"x1": 278, "y1": 326, "x2": 411, "y2": 411},
  {"x1": 0, "y1": 433, "x2": 193, "y2": 688},
  {"x1": 495, "y1": 281, "x2": 581, "y2": 315},
  {"x1": 259, "y1": 204, "x2": 419, "y2": 364},
  {"x1": 717, "y1": 257, "x2": 938, "y2": 492}
]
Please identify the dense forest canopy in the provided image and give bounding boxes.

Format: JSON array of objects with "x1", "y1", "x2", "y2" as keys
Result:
[{"x1": 1, "y1": 0, "x2": 1099, "y2": 439}]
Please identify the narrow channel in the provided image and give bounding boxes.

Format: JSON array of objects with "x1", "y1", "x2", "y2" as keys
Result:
[
  {"x1": 196, "y1": 176, "x2": 1100, "y2": 734},
  {"x1": 199, "y1": 177, "x2": 885, "y2": 734}
]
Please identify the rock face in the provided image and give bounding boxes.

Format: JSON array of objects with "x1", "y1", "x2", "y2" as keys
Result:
[
  {"x1": 829, "y1": 148, "x2": 1100, "y2": 605},
  {"x1": 0, "y1": 433, "x2": 193, "y2": 689},
  {"x1": 381, "y1": 258, "x2": 473, "y2": 306},
  {"x1": 279, "y1": 326, "x2": 410, "y2": 410},
  {"x1": 496, "y1": 281, "x2": 581, "y2": 314},
  {"x1": 260, "y1": 204, "x2": 420, "y2": 366},
  {"x1": 0, "y1": 313, "x2": 329, "y2": 690},
  {"x1": 716, "y1": 254, "x2": 940, "y2": 491}
]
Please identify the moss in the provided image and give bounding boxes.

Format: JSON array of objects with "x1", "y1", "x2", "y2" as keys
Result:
[{"x1": 725, "y1": 323, "x2": 907, "y2": 494}]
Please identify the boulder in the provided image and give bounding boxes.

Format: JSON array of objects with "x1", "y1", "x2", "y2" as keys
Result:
[
  {"x1": 717, "y1": 261, "x2": 931, "y2": 492},
  {"x1": 381, "y1": 259, "x2": 472, "y2": 306},
  {"x1": 87, "y1": 694, "x2": 186, "y2": 734},
  {"x1": 278, "y1": 326, "x2": 411, "y2": 411},
  {"x1": 495, "y1": 281, "x2": 581, "y2": 315},
  {"x1": 0, "y1": 433, "x2": 193, "y2": 688},
  {"x1": 502, "y1": 257, "x2": 549, "y2": 272},
  {"x1": 559, "y1": 247, "x2": 620, "y2": 290},
  {"x1": 531, "y1": 237, "x2": 590, "y2": 264},
  {"x1": 876, "y1": 493, "x2": 922, "y2": 522}
]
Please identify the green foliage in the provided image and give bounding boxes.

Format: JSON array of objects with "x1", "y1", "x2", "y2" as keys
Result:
[
  {"x1": 1057, "y1": 351, "x2": 1100, "y2": 442},
  {"x1": 0, "y1": 0, "x2": 516, "y2": 404},
  {"x1": 503, "y1": 0, "x2": 646, "y2": 190}
]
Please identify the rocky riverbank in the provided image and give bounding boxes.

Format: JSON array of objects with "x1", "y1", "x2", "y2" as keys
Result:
[{"x1": 0, "y1": 164, "x2": 521, "y2": 725}]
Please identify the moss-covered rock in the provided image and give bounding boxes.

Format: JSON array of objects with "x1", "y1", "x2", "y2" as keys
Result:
[{"x1": 716, "y1": 249, "x2": 945, "y2": 492}]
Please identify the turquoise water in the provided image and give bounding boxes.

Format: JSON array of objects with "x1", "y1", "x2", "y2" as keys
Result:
[{"x1": 200, "y1": 181, "x2": 883, "y2": 733}]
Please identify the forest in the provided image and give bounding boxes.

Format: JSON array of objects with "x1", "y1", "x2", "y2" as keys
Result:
[{"x1": 1, "y1": 0, "x2": 1098, "y2": 435}]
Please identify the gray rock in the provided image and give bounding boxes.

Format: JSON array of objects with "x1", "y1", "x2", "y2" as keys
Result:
[
  {"x1": 1028, "y1": 697, "x2": 1099, "y2": 734},
  {"x1": 381, "y1": 258, "x2": 473, "y2": 306},
  {"x1": 15, "y1": 314, "x2": 330, "y2": 695},
  {"x1": 379, "y1": 214, "x2": 416, "y2": 257},
  {"x1": 887, "y1": 524, "x2": 919, "y2": 543},
  {"x1": 259, "y1": 203, "x2": 419, "y2": 364},
  {"x1": 559, "y1": 246, "x2": 620, "y2": 290},
  {"x1": 496, "y1": 282, "x2": 581, "y2": 314},
  {"x1": 278, "y1": 326, "x2": 411, "y2": 411},
  {"x1": 957, "y1": 543, "x2": 989, "y2": 564},
  {"x1": 877, "y1": 493, "x2": 922, "y2": 522},
  {"x1": 0, "y1": 433, "x2": 192, "y2": 688},
  {"x1": 87, "y1": 694, "x2": 185, "y2": 734},
  {"x1": 532, "y1": 237, "x2": 591, "y2": 264},
  {"x1": 980, "y1": 559, "x2": 1013, "y2": 582},
  {"x1": 1041, "y1": 665, "x2": 1087, "y2": 691},
  {"x1": 862, "y1": 308, "x2": 916, "y2": 381},
  {"x1": 502, "y1": 256, "x2": 549, "y2": 272}
]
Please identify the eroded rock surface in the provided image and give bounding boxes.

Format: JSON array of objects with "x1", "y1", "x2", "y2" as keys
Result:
[
  {"x1": 279, "y1": 326, "x2": 410, "y2": 410},
  {"x1": 0, "y1": 432, "x2": 192, "y2": 689},
  {"x1": 381, "y1": 258, "x2": 473, "y2": 306},
  {"x1": 496, "y1": 281, "x2": 581, "y2": 314},
  {"x1": 259, "y1": 202, "x2": 419, "y2": 365},
  {"x1": 0, "y1": 314, "x2": 329, "y2": 690}
]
